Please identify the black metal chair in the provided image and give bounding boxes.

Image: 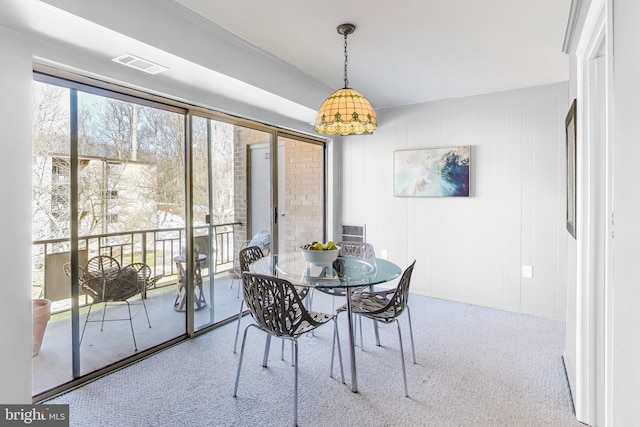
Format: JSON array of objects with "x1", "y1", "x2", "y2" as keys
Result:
[
  {"x1": 234, "y1": 272, "x2": 344, "y2": 427},
  {"x1": 336, "y1": 260, "x2": 417, "y2": 396},
  {"x1": 233, "y1": 245, "x2": 267, "y2": 353},
  {"x1": 311, "y1": 241, "x2": 379, "y2": 346},
  {"x1": 233, "y1": 246, "x2": 310, "y2": 361},
  {"x1": 229, "y1": 230, "x2": 271, "y2": 297}
]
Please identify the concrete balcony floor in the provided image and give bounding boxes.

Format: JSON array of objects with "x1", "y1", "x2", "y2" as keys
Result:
[{"x1": 32, "y1": 272, "x2": 246, "y2": 396}]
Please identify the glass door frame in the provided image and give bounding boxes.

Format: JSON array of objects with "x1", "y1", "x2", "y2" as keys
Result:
[
  {"x1": 33, "y1": 69, "x2": 189, "y2": 397},
  {"x1": 272, "y1": 132, "x2": 328, "y2": 255},
  {"x1": 32, "y1": 64, "x2": 329, "y2": 401}
]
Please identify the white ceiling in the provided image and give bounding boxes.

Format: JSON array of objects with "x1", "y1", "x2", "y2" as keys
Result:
[
  {"x1": 175, "y1": 0, "x2": 571, "y2": 109},
  {"x1": 1, "y1": 0, "x2": 570, "y2": 123}
]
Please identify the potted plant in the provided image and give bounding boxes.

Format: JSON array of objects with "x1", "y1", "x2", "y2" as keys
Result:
[{"x1": 32, "y1": 298, "x2": 51, "y2": 356}]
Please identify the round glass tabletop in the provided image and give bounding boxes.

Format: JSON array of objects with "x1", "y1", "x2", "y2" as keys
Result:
[{"x1": 250, "y1": 253, "x2": 401, "y2": 289}]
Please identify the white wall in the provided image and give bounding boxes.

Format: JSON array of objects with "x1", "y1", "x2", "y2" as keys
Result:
[
  {"x1": 340, "y1": 82, "x2": 570, "y2": 320},
  {"x1": 0, "y1": 28, "x2": 35, "y2": 403}
]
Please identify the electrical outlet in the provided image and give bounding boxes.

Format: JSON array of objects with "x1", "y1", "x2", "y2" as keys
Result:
[{"x1": 521, "y1": 265, "x2": 533, "y2": 279}]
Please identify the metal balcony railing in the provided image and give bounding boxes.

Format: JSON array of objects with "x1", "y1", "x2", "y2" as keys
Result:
[{"x1": 31, "y1": 222, "x2": 241, "y2": 309}]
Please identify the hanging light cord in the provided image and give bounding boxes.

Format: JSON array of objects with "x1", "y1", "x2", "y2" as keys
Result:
[{"x1": 343, "y1": 32, "x2": 349, "y2": 88}]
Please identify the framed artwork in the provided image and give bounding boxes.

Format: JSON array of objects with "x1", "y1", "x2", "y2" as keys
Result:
[
  {"x1": 394, "y1": 146, "x2": 470, "y2": 197},
  {"x1": 565, "y1": 99, "x2": 577, "y2": 238}
]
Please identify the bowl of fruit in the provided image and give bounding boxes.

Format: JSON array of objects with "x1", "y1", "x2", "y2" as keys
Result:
[{"x1": 300, "y1": 241, "x2": 340, "y2": 267}]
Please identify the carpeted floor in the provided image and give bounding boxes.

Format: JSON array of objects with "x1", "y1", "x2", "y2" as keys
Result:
[{"x1": 46, "y1": 294, "x2": 584, "y2": 427}]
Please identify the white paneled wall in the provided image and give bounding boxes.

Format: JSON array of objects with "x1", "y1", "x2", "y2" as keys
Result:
[{"x1": 339, "y1": 82, "x2": 569, "y2": 319}]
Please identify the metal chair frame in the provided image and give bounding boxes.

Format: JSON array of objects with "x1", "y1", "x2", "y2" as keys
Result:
[
  {"x1": 336, "y1": 260, "x2": 417, "y2": 396},
  {"x1": 233, "y1": 245, "x2": 268, "y2": 353},
  {"x1": 65, "y1": 255, "x2": 152, "y2": 351},
  {"x1": 233, "y1": 272, "x2": 344, "y2": 427},
  {"x1": 311, "y1": 241, "x2": 379, "y2": 347},
  {"x1": 230, "y1": 230, "x2": 271, "y2": 297}
]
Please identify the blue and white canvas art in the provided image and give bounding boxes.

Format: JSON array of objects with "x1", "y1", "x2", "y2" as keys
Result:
[{"x1": 394, "y1": 146, "x2": 470, "y2": 197}]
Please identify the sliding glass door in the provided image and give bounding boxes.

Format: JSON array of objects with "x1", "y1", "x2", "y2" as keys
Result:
[
  {"x1": 31, "y1": 68, "x2": 328, "y2": 400},
  {"x1": 32, "y1": 75, "x2": 188, "y2": 395}
]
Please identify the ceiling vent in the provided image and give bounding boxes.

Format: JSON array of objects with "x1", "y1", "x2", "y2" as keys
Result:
[{"x1": 112, "y1": 54, "x2": 168, "y2": 75}]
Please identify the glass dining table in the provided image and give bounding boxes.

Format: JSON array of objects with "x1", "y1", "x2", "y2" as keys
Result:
[{"x1": 250, "y1": 252, "x2": 402, "y2": 392}]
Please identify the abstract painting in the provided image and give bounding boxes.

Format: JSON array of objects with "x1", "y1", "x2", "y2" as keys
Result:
[{"x1": 394, "y1": 146, "x2": 470, "y2": 197}]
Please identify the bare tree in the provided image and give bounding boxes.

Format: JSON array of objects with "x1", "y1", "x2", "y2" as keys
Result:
[{"x1": 32, "y1": 80, "x2": 236, "y2": 244}]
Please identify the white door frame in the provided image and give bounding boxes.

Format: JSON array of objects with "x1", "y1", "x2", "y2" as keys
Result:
[{"x1": 574, "y1": 0, "x2": 614, "y2": 424}]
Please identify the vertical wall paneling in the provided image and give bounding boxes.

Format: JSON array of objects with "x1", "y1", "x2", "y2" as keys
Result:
[
  {"x1": 341, "y1": 82, "x2": 569, "y2": 319},
  {"x1": 520, "y1": 89, "x2": 536, "y2": 313},
  {"x1": 503, "y1": 91, "x2": 524, "y2": 310}
]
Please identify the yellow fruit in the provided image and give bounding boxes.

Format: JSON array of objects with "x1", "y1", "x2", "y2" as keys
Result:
[
  {"x1": 313, "y1": 243, "x2": 324, "y2": 250},
  {"x1": 324, "y1": 241, "x2": 337, "y2": 250}
]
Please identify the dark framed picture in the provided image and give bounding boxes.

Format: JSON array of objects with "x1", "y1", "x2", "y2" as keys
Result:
[{"x1": 565, "y1": 99, "x2": 577, "y2": 238}]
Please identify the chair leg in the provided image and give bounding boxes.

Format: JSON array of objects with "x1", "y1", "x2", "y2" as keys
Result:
[
  {"x1": 358, "y1": 315, "x2": 364, "y2": 351},
  {"x1": 369, "y1": 285, "x2": 381, "y2": 347},
  {"x1": 233, "y1": 324, "x2": 256, "y2": 397},
  {"x1": 406, "y1": 306, "x2": 416, "y2": 364},
  {"x1": 395, "y1": 319, "x2": 409, "y2": 397},
  {"x1": 233, "y1": 299, "x2": 245, "y2": 353},
  {"x1": 308, "y1": 290, "x2": 315, "y2": 337},
  {"x1": 100, "y1": 302, "x2": 108, "y2": 331},
  {"x1": 289, "y1": 340, "x2": 294, "y2": 367},
  {"x1": 125, "y1": 301, "x2": 138, "y2": 351},
  {"x1": 278, "y1": 338, "x2": 294, "y2": 366},
  {"x1": 293, "y1": 338, "x2": 299, "y2": 427},
  {"x1": 80, "y1": 302, "x2": 94, "y2": 345},
  {"x1": 263, "y1": 334, "x2": 272, "y2": 367},
  {"x1": 140, "y1": 296, "x2": 152, "y2": 329},
  {"x1": 330, "y1": 320, "x2": 336, "y2": 377},
  {"x1": 373, "y1": 319, "x2": 381, "y2": 346},
  {"x1": 330, "y1": 318, "x2": 345, "y2": 384}
]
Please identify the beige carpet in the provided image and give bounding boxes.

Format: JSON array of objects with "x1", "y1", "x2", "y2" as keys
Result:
[{"x1": 47, "y1": 293, "x2": 584, "y2": 427}]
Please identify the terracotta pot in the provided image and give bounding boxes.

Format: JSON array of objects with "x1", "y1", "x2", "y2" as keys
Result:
[{"x1": 32, "y1": 299, "x2": 51, "y2": 356}]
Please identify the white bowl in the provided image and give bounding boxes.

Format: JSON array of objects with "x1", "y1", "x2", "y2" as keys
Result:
[{"x1": 300, "y1": 248, "x2": 340, "y2": 267}]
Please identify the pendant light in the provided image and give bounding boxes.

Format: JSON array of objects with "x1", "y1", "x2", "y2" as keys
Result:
[{"x1": 314, "y1": 23, "x2": 377, "y2": 136}]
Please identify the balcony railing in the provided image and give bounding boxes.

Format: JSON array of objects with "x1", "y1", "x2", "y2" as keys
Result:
[{"x1": 32, "y1": 222, "x2": 241, "y2": 311}]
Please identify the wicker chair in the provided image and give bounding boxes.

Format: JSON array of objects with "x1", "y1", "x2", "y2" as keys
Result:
[
  {"x1": 78, "y1": 255, "x2": 152, "y2": 351},
  {"x1": 336, "y1": 260, "x2": 417, "y2": 396},
  {"x1": 233, "y1": 272, "x2": 344, "y2": 427}
]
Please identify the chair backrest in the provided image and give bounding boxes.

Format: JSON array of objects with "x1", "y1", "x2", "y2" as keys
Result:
[
  {"x1": 85, "y1": 255, "x2": 121, "y2": 281},
  {"x1": 373, "y1": 260, "x2": 416, "y2": 318},
  {"x1": 82, "y1": 256, "x2": 121, "y2": 302},
  {"x1": 241, "y1": 272, "x2": 321, "y2": 337},
  {"x1": 337, "y1": 241, "x2": 375, "y2": 261},
  {"x1": 124, "y1": 263, "x2": 152, "y2": 292},
  {"x1": 63, "y1": 262, "x2": 85, "y2": 280},
  {"x1": 239, "y1": 245, "x2": 265, "y2": 273},
  {"x1": 248, "y1": 230, "x2": 271, "y2": 254}
]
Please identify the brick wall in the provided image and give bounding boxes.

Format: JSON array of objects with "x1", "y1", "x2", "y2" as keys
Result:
[
  {"x1": 281, "y1": 139, "x2": 324, "y2": 252},
  {"x1": 233, "y1": 129, "x2": 324, "y2": 254}
]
